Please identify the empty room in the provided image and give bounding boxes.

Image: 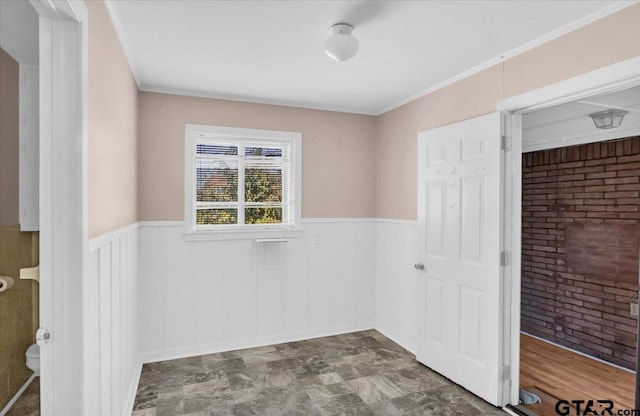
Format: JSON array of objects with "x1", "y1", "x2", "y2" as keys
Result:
[{"x1": 0, "y1": 1, "x2": 639, "y2": 415}]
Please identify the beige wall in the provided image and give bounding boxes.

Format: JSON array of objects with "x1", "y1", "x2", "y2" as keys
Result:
[
  {"x1": 98, "y1": 2, "x2": 640, "y2": 226},
  {"x1": 86, "y1": 0, "x2": 138, "y2": 238},
  {"x1": 0, "y1": 48, "x2": 19, "y2": 227},
  {"x1": 138, "y1": 93, "x2": 378, "y2": 220},
  {"x1": 377, "y1": 3, "x2": 640, "y2": 220}
]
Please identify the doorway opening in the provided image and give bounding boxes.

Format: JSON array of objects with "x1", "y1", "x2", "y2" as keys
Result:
[
  {"x1": 0, "y1": 1, "x2": 41, "y2": 414},
  {"x1": 504, "y1": 82, "x2": 640, "y2": 415},
  {"x1": 1, "y1": 1, "x2": 88, "y2": 414}
]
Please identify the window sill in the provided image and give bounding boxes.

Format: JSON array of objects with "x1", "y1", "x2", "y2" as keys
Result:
[{"x1": 183, "y1": 227, "x2": 303, "y2": 242}]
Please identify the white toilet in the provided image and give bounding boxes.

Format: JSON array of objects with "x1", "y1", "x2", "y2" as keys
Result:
[{"x1": 26, "y1": 343, "x2": 40, "y2": 376}]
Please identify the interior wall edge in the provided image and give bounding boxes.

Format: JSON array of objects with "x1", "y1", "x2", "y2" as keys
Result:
[
  {"x1": 122, "y1": 359, "x2": 143, "y2": 416},
  {"x1": 374, "y1": 326, "x2": 416, "y2": 356},
  {"x1": 86, "y1": 0, "x2": 139, "y2": 241}
]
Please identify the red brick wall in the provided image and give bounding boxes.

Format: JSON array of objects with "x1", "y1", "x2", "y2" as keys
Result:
[{"x1": 522, "y1": 136, "x2": 640, "y2": 370}]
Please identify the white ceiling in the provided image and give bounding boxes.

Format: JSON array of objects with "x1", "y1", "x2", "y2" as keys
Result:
[
  {"x1": 523, "y1": 85, "x2": 640, "y2": 152},
  {"x1": 107, "y1": 1, "x2": 628, "y2": 115},
  {"x1": 0, "y1": 0, "x2": 39, "y2": 65}
]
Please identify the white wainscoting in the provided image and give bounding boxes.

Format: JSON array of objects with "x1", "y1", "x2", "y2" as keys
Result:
[
  {"x1": 375, "y1": 220, "x2": 419, "y2": 354},
  {"x1": 138, "y1": 219, "x2": 376, "y2": 362},
  {"x1": 86, "y1": 223, "x2": 141, "y2": 416}
]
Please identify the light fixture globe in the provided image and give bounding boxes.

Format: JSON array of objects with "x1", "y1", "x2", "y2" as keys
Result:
[
  {"x1": 589, "y1": 109, "x2": 628, "y2": 129},
  {"x1": 325, "y1": 23, "x2": 358, "y2": 62}
]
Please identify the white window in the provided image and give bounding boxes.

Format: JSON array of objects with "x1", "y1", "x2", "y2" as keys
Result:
[{"x1": 184, "y1": 124, "x2": 302, "y2": 240}]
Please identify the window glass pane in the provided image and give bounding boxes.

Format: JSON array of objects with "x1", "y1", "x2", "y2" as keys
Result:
[
  {"x1": 196, "y1": 160, "x2": 238, "y2": 202},
  {"x1": 245, "y1": 168, "x2": 282, "y2": 203},
  {"x1": 197, "y1": 144, "x2": 238, "y2": 155},
  {"x1": 196, "y1": 208, "x2": 238, "y2": 225},
  {"x1": 245, "y1": 207, "x2": 282, "y2": 224},
  {"x1": 245, "y1": 146, "x2": 282, "y2": 157}
]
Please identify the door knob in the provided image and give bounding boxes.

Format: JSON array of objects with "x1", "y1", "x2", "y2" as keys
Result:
[{"x1": 414, "y1": 262, "x2": 425, "y2": 271}]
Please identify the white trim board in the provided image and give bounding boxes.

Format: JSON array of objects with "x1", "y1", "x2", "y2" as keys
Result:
[
  {"x1": 0, "y1": 374, "x2": 37, "y2": 416},
  {"x1": 302, "y1": 218, "x2": 378, "y2": 224},
  {"x1": 105, "y1": 1, "x2": 634, "y2": 116},
  {"x1": 140, "y1": 84, "x2": 376, "y2": 116},
  {"x1": 139, "y1": 323, "x2": 374, "y2": 364},
  {"x1": 522, "y1": 332, "x2": 635, "y2": 375},
  {"x1": 499, "y1": 56, "x2": 640, "y2": 114},
  {"x1": 138, "y1": 220, "x2": 185, "y2": 228},
  {"x1": 139, "y1": 218, "x2": 414, "y2": 227},
  {"x1": 501, "y1": 407, "x2": 521, "y2": 416},
  {"x1": 498, "y1": 56, "x2": 640, "y2": 407},
  {"x1": 374, "y1": 327, "x2": 415, "y2": 356},
  {"x1": 88, "y1": 222, "x2": 139, "y2": 252},
  {"x1": 28, "y1": 0, "x2": 89, "y2": 414},
  {"x1": 523, "y1": 125, "x2": 640, "y2": 153},
  {"x1": 122, "y1": 360, "x2": 143, "y2": 416},
  {"x1": 378, "y1": 1, "x2": 635, "y2": 115},
  {"x1": 376, "y1": 218, "x2": 417, "y2": 225}
]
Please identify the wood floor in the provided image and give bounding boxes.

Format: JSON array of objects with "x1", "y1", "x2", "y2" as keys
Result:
[{"x1": 520, "y1": 334, "x2": 635, "y2": 413}]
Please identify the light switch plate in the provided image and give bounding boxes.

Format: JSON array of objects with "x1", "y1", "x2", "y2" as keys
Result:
[{"x1": 630, "y1": 303, "x2": 638, "y2": 317}]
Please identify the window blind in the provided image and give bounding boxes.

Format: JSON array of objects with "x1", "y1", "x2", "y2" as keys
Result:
[{"x1": 194, "y1": 139, "x2": 293, "y2": 227}]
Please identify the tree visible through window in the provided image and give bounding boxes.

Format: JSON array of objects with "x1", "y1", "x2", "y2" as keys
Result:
[{"x1": 193, "y1": 139, "x2": 291, "y2": 227}]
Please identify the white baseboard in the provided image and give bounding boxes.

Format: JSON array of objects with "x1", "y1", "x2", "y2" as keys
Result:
[
  {"x1": 140, "y1": 322, "x2": 375, "y2": 364},
  {"x1": 0, "y1": 374, "x2": 36, "y2": 416},
  {"x1": 375, "y1": 326, "x2": 416, "y2": 356},
  {"x1": 122, "y1": 359, "x2": 143, "y2": 416}
]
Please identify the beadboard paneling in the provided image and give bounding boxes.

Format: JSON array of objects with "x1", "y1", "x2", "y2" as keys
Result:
[
  {"x1": 86, "y1": 224, "x2": 140, "y2": 416},
  {"x1": 137, "y1": 220, "x2": 376, "y2": 362},
  {"x1": 375, "y1": 220, "x2": 419, "y2": 353}
]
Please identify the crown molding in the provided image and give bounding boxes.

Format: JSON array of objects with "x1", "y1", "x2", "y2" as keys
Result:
[
  {"x1": 375, "y1": 1, "x2": 637, "y2": 116},
  {"x1": 139, "y1": 84, "x2": 378, "y2": 116},
  {"x1": 105, "y1": 1, "x2": 635, "y2": 117}
]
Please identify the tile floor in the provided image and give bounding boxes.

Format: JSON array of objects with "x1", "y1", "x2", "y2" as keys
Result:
[
  {"x1": 6, "y1": 376, "x2": 39, "y2": 416},
  {"x1": 132, "y1": 330, "x2": 506, "y2": 415}
]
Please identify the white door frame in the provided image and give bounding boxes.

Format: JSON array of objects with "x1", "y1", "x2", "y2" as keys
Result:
[
  {"x1": 28, "y1": 0, "x2": 88, "y2": 414},
  {"x1": 497, "y1": 56, "x2": 640, "y2": 405}
]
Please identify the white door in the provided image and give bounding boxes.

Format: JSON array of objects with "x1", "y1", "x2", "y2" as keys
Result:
[{"x1": 416, "y1": 112, "x2": 503, "y2": 405}]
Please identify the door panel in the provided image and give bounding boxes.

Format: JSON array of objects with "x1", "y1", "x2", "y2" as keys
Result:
[
  {"x1": 425, "y1": 277, "x2": 445, "y2": 344},
  {"x1": 459, "y1": 286, "x2": 482, "y2": 360},
  {"x1": 426, "y1": 181, "x2": 445, "y2": 257},
  {"x1": 460, "y1": 176, "x2": 484, "y2": 263},
  {"x1": 416, "y1": 112, "x2": 502, "y2": 406}
]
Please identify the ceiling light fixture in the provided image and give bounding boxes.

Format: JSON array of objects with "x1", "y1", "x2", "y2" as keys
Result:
[
  {"x1": 588, "y1": 109, "x2": 628, "y2": 129},
  {"x1": 325, "y1": 23, "x2": 358, "y2": 62}
]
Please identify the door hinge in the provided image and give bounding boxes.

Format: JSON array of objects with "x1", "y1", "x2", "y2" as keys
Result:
[
  {"x1": 500, "y1": 365, "x2": 511, "y2": 381},
  {"x1": 501, "y1": 135, "x2": 512, "y2": 151},
  {"x1": 500, "y1": 251, "x2": 511, "y2": 267},
  {"x1": 36, "y1": 327, "x2": 51, "y2": 345}
]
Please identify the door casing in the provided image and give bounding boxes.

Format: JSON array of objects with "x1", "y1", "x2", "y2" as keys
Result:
[
  {"x1": 28, "y1": 0, "x2": 88, "y2": 414},
  {"x1": 498, "y1": 56, "x2": 640, "y2": 405}
]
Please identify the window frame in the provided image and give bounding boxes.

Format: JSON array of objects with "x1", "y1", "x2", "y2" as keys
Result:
[{"x1": 184, "y1": 124, "x2": 302, "y2": 241}]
